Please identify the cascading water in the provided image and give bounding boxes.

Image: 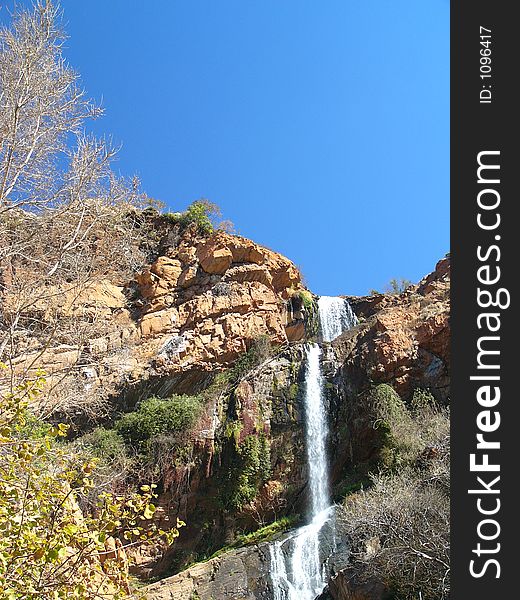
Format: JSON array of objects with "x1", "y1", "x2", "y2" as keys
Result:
[
  {"x1": 318, "y1": 296, "x2": 357, "y2": 342},
  {"x1": 269, "y1": 297, "x2": 356, "y2": 600},
  {"x1": 269, "y1": 344, "x2": 331, "y2": 600}
]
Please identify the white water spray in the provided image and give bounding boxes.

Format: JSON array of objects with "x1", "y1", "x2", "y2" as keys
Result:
[
  {"x1": 269, "y1": 297, "x2": 356, "y2": 600},
  {"x1": 318, "y1": 296, "x2": 357, "y2": 343}
]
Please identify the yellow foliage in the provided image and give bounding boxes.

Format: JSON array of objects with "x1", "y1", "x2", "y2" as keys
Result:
[{"x1": 0, "y1": 369, "x2": 183, "y2": 599}]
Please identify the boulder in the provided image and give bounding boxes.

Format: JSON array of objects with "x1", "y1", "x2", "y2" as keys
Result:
[
  {"x1": 197, "y1": 241, "x2": 233, "y2": 274},
  {"x1": 151, "y1": 256, "x2": 183, "y2": 285},
  {"x1": 143, "y1": 545, "x2": 271, "y2": 600}
]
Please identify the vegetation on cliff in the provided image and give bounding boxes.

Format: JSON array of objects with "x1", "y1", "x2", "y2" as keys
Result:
[
  {"x1": 75, "y1": 393, "x2": 203, "y2": 494},
  {"x1": 163, "y1": 199, "x2": 233, "y2": 235},
  {"x1": 339, "y1": 387, "x2": 450, "y2": 600}
]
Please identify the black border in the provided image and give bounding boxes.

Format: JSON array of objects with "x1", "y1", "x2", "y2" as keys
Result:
[{"x1": 451, "y1": 2, "x2": 516, "y2": 597}]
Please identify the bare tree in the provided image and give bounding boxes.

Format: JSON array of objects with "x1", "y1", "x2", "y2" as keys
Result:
[
  {"x1": 0, "y1": 0, "x2": 101, "y2": 212},
  {"x1": 339, "y1": 407, "x2": 450, "y2": 600},
  {"x1": 0, "y1": 1, "x2": 148, "y2": 418}
]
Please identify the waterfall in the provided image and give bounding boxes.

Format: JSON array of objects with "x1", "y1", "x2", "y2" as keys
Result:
[
  {"x1": 269, "y1": 297, "x2": 356, "y2": 600},
  {"x1": 303, "y1": 344, "x2": 330, "y2": 517},
  {"x1": 318, "y1": 296, "x2": 357, "y2": 343}
]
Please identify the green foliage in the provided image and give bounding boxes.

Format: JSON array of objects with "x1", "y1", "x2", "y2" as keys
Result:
[
  {"x1": 372, "y1": 384, "x2": 408, "y2": 426},
  {"x1": 370, "y1": 384, "x2": 448, "y2": 473},
  {"x1": 233, "y1": 515, "x2": 299, "y2": 547},
  {"x1": 74, "y1": 427, "x2": 135, "y2": 511},
  {"x1": 183, "y1": 199, "x2": 219, "y2": 233},
  {"x1": 74, "y1": 394, "x2": 203, "y2": 487},
  {"x1": 0, "y1": 365, "x2": 183, "y2": 599},
  {"x1": 79, "y1": 427, "x2": 127, "y2": 462},
  {"x1": 225, "y1": 420, "x2": 243, "y2": 447},
  {"x1": 294, "y1": 289, "x2": 314, "y2": 310},
  {"x1": 192, "y1": 515, "x2": 300, "y2": 566},
  {"x1": 220, "y1": 434, "x2": 272, "y2": 511},
  {"x1": 115, "y1": 395, "x2": 201, "y2": 448},
  {"x1": 163, "y1": 211, "x2": 183, "y2": 225},
  {"x1": 410, "y1": 388, "x2": 436, "y2": 412},
  {"x1": 387, "y1": 278, "x2": 412, "y2": 294},
  {"x1": 370, "y1": 384, "x2": 416, "y2": 471},
  {"x1": 288, "y1": 383, "x2": 299, "y2": 401},
  {"x1": 165, "y1": 199, "x2": 224, "y2": 235},
  {"x1": 257, "y1": 435, "x2": 272, "y2": 483},
  {"x1": 340, "y1": 393, "x2": 450, "y2": 600},
  {"x1": 14, "y1": 412, "x2": 53, "y2": 439},
  {"x1": 208, "y1": 515, "x2": 299, "y2": 561},
  {"x1": 369, "y1": 278, "x2": 413, "y2": 296},
  {"x1": 301, "y1": 291, "x2": 320, "y2": 339}
]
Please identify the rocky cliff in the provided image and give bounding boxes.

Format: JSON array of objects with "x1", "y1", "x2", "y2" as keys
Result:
[
  {"x1": 328, "y1": 256, "x2": 450, "y2": 495},
  {"x1": 4, "y1": 217, "x2": 310, "y2": 418},
  {"x1": 137, "y1": 255, "x2": 450, "y2": 598},
  {"x1": 2, "y1": 213, "x2": 450, "y2": 598}
]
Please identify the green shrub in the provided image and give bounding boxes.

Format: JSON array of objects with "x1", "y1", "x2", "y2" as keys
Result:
[
  {"x1": 371, "y1": 384, "x2": 408, "y2": 425},
  {"x1": 386, "y1": 278, "x2": 412, "y2": 294},
  {"x1": 225, "y1": 420, "x2": 243, "y2": 447},
  {"x1": 15, "y1": 412, "x2": 53, "y2": 440},
  {"x1": 192, "y1": 515, "x2": 301, "y2": 567},
  {"x1": 163, "y1": 211, "x2": 182, "y2": 225},
  {"x1": 370, "y1": 278, "x2": 413, "y2": 296},
  {"x1": 181, "y1": 200, "x2": 216, "y2": 234},
  {"x1": 163, "y1": 200, "x2": 224, "y2": 235},
  {"x1": 370, "y1": 384, "x2": 416, "y2": 471},
  {"x1": 257, "y1": 435, "x2": 271, "y2": 482},
  {"x1": 74, "y1": 396, "x2": 202, "y2": 494},
  {"x1": 370, "y1": 384, "x2": 448, "y2": 472},
  {"x1": 78, "y1": 427, "x2": 126, "y2": 461},
  {"x1": 115, "y1": 395, "x2": 202, "y2": 448},
  {"x1": 291, "y1": 289, "x2": 319, "y2": 339},
  {"x1": 233, "y1": 515, "x2": 299, "y2": 547},
  {"x1": 338, "y1": 388, "x2": 450, "y2": 600},
  {"x1": 74, "y1": 427, "x2": 134, "y2": 504}
]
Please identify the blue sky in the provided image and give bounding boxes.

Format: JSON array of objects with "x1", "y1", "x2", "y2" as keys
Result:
[{"x1": 2, "y1": 1, "x2": 449, "y2": 295}]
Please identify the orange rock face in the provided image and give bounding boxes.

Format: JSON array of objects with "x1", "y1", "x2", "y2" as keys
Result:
[
  {"x1": 340, "y1": 256, "x2": 450, "y2": 399},
  {"x1": 196, "y1": 243, "x2": 233, "y2": 274},
  {"x1": 132, "y1": 230, "x2": 306, "y2": 375},
  {"x1": 3, "y1": 225, "x2": 308, "y2": 413}
]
